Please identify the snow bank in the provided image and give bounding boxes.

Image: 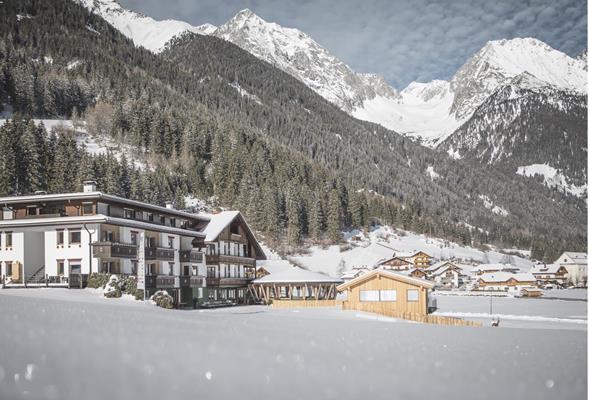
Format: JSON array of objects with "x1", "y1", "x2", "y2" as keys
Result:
[{"x1": 516, "y1": 163, "x2": 586, "y2": 198}]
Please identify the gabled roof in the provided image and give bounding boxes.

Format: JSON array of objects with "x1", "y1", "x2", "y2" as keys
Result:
[
  {"x1": 529, "y1": 264, "x2": 567, "y2": 275},
  {"x1": 337, "y1": 269, "x2": 434, "y2": 291},
  {"x1": 378, "y1": 256, "x2": 413, "y2": 266},
  {"x1": 256, "y1": 259, "x2": 293, "y2": 275},
  {"x1": 201, "y1": 211, "x2": 266, "y2": 259},
  {"x1": 252, "y1": 267, "x2": 342, "y2": 284},
  {"x1": 477, "y1": 272, "x2": 535, "y2": 283},
  {"x1": 561, "y1": 252, "x2": 587, "y2": 265},
  {"x1": 431, "y1": 263, "x2": 463, "y2": 276},
  {"x1": 426, "y1": 261, "x2": 457, "y2": 272}
]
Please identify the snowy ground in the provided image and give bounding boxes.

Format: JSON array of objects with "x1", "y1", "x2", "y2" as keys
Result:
[
  {"x1": 432, "y1": 289, "x2": 587, "y2": 330},
  {"x1": 292, "y1": 226, "x2": 534, "y2": 277},
  {"x1": 0, "y1": 289, "x2": 586, "y2": 400}
]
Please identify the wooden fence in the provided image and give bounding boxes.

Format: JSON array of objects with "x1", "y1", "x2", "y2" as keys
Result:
[
  {"x1": 271, "y1": 299, "x2": 341, "y2": 309},
  {"x1": 342, "y1": 301, "x2": 481, "y2": 327}
]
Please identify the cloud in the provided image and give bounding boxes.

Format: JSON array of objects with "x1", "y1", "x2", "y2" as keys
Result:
[{"x1": 120, "y1": 0, "x2": 587, "y2": 89}]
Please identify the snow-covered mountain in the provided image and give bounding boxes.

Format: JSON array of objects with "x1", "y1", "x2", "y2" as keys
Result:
[
  {"x1": 77, "y1": 2, "x2": 587, "y2": 151},
  {"x1": 213, "y1": 9, "x2": 400, "y2": 113},
  {"x1": 76, "y1": 0, "x2": 215, "y2": 52}
]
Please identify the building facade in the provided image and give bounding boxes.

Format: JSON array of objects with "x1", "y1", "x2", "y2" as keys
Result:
[
  {"x1": 0, "y1": 182, "x2": 215, "y2": 306},
  {"x1": 553, "y1": 252, "x2": 587, "y2": 286}
]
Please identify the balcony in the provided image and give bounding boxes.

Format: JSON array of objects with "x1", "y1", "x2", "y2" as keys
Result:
[
  {"x1": 205, "y1": 277, "x2": 251, "y2": 287},
  {"x1": 92, "y1": 242, "x2": 137, "y2": 259},
  {"x1": 179, "y1": 275, "x2": 205, "y2": 287},
  {"x1": 145, "y1": 247, "x2": 175, "y2": 261},
  {"x1": 179, "y1": 250, "x2": 204, "y2": 263},
  {"x1": 144, "y1": 275, "x2": 176, "y2": 289},
  {"x1": 206, "y1": 254, "x2": 255, "y2": 266}
]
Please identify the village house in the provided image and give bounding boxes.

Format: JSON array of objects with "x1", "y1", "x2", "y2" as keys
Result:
[
  {"x1": 407, "y1": 268, "x2": 428, "y2": 279},
  {"x1": 529, "y1": 263, "x2": 569, "y2": 286},
  {"x1": 377, "y1": 256, "x2": 413, "y2": 271},
  {"x1": 471, "y1": 263, "x2": 519, "y2": 276},
  {"x1": 476, "y1": 272, "x2": 536, "y2": 292},
  {"x1": 340, "y1": 266, "x2": 371, "y2": 281},
  {"x1": 337, "y1": 269, "x2": 434, "y2": 316},
  {"x1": 401, "y1": 251, "x2": 432, "y2": 268},
  {"x1": 428, "y1": 262, "x2": 466, "y2": 288},
  {"x1": 553, "y1": 252, "x2": 587, "y2": 286}
]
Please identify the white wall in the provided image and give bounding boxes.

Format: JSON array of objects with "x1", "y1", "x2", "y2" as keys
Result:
[{"x1": 45, "y1": 224, "x2": 100, "y2": 277}]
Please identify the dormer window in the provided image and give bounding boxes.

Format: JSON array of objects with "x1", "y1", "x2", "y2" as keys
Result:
[
  {"x1": 160, "y1": 215, "x2": 165, "y2": 225},
  {"x1": 170, "y1": 218, "x2": 176, "y2": 228},
  {"x1": 82, "y1": 202, "x2": 94, "y2": 215},
  {"x1": 124, "y1": 208, "x2": 135, "y2": 219},
  {"x1": 26, "y1": 206, "x2": 38, "y2": 216}
]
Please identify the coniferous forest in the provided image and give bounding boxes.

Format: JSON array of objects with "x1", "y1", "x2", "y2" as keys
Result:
[{"x1": 0, "y1": 0, "x2": 586, "y2": 261}]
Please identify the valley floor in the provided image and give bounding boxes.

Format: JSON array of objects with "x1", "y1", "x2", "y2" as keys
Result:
[{"x1": 0, "y1": 288, "x2": 586, "y2": 400}]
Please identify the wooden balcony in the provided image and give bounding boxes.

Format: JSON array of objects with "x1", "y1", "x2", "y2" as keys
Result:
[
  {"x1": 206, "y1": 254, "x2": 255, "y2": 266},
  {"x1": 92, "y1": 242, "x2": 137, "y2": 259},
  {"x1": 145, "y1": 275, "x2": 176, "y2": 289},
  {"x1": 145, "y1": 247, "x2": 175, "y2": 261},
  {"x1": 179, "y1": 250, "x2": 204, "y2": 263},
  {"x1": 205, "y1": 277, "x2": 251, "y2": 287},
  {"x1": 179, "y1": 275, "x2": 205, "y2": 287}
]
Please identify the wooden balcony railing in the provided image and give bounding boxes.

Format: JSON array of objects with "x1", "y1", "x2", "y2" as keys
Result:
[
  {"x1": 206, "y1": 254, "x2": 255, "y2": 266},
  {"x1": 145, "y1": 247, "x2": 175, "y2": 261},
  {"x1": 179, "y1": 250, "x2": 204, "y2": 263},
  {"x1": 92, "y1": 242, "x2": 137, "y2": 259}
]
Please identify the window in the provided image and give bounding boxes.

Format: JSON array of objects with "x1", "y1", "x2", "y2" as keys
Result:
[
  {"x1": 6, "y1": 262, "x2": 13, "y2": 276},
  {"x1": 57, "y1": 260, "x2": 65, "y2": 275},
  {"x1": 26, "y1": 206, "x2": 38, "y2": 216},
  {"x1": 159, "y1": 215, "x2": 165, "y2": 225},
  {"x1": 5, "y1": 232, "x2": 12, "y2": 248},
  {"x1": 183, "y1": 265, "x2": 190, "y2": 276},
  {"x1": 130, "y1": 231, "x2": 138, "y2": 245},
  {"x1": 170, "y1": 218, "x2": 176, "y2": 228},
  {"x1": 147, "y1": 213, "x2": 154, "y2": 222},
  {"x1": 380, "y1": 290, "x2": 397, "y2": 301},
  {"x1": 230, "y1": 223, "x2": 239, "y2": 235},
  {"x1": 407, "y1": 289, "x2": 419, "y2": 302},
  {"x1": 101, "y1": 230, "x2": 114, "y2": 242},
  {"x1": 82, "y1": 203, "x2": 94, "y2": 215},
  {"x1": 359, "y1": 290, "x2": 380, "y2": 302},
  {"x1": 70, "y1": 261, "x2": 82, "y2": 274},
  {"x1": 167, "y1": 236, "x2": 174, "y2": 249},
  {"x1": 167, "y1": 262, "x2": 174, "y2": 276},
  {"x1": 69, "y1": 230, "x2": 81, "y2": 245},
  {"x1": 124, "y1": 208, "x2": 135, "y2": 219},
  {"x1": 57, "y1": 230, "x2": 64, "y2": 246},
  {"x1": 148, "y1": 263, "x2": 157, "y2": 275},
  {"x1": 131, "y1": 261, "x2": 138, "y2": 275}
]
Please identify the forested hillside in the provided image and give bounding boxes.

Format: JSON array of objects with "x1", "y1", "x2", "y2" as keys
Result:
[{"x1": 0, "y1": 0, "x2": 585, "y2": 261}]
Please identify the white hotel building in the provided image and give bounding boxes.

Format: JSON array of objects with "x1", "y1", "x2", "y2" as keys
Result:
[{"x1": 0, "y1": 181, "x2": 266, "y2": 306}]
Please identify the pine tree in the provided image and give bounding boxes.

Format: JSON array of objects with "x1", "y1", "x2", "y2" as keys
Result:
[{"x1": 327, "y1": 189, "x2": 342, "y2": 242}]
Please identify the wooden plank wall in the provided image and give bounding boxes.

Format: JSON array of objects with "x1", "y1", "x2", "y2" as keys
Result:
[
  {"x1": 342, "y1": 301, "x2": 481, "y2": 327},
  {"x1": 271, "y1": 299, "x2": 341, "y2": 309}
]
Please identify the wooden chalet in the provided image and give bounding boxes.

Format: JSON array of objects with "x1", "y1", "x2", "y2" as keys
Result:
[
  {"x1": 378, "y1": 256, "x2": 413, "y2": 271},
  {"x1": 337, "y1": 269, "x2": 434, "y2": 316}
]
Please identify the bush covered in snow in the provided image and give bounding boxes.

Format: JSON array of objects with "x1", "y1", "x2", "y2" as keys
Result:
[
  {"x1": 150, "y1": 290, "x2": 174, "y2": 309},
  {"x1": 87, "y1": 273, "x2": 110, "y2": 289},
  {"x1": 104, "y1": 275, "x2": 122, "y2": 298}
]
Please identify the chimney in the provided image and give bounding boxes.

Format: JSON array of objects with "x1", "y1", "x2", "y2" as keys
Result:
[
  {"x1": 165, "y1": 201, "x2": 174, "y2": 210},
  {"x1": 83, "y1": 180, "x2": 97, "y2": 193}
]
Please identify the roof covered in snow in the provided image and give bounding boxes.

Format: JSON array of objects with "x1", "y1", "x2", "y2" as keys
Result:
[
  {"x1": 472, "y1": 263, "x2": 519, "y2": 272},
  {"x1": 201, "y1": 211, "x2": 266, "y2": 259},
  {"x1": 561, "y1": 252, "x2": 587, "y2": 265},
  {"x1": 201, "y1": 211, "x2": 241, "y2": 242},
  {"x1": 529, "y1": 264, "x2": 567, "y2": 274},
  {"x1": 256, "y1": 259, "x2": 294, "y2": 275},
  {"x1": 252, "y1": 267, "x2": 342, "y2": 284},
  {"x1": 477, "y1": 272, "x2": 535, "y2": 283}
]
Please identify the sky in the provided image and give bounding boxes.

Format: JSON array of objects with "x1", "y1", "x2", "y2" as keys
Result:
[{"x1": 119, "y1": 0, "x2": 587, "y2": 89}]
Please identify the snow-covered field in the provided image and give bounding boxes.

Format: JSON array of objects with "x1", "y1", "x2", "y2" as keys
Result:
[
  {"x1": 433, "y1": 289, "x2": 587, "y2": 330},
  {"x1": 0, "y1": 289, "x2": 586, "y2": 400},
  {"x1": 292, "y1": 226, "x2": 534, "y2": 277}
]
